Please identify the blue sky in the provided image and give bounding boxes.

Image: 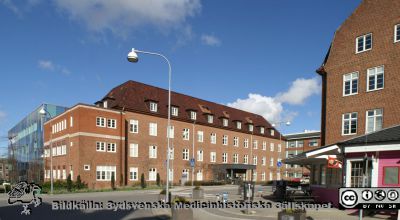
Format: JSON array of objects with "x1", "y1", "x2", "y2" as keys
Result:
[{"x1": 0, "y1": 0, "x2": 362, "y2": 154}]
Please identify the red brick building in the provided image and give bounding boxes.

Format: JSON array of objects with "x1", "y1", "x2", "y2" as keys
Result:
[
  {"x1": 284, "y1": 131, "x2": 320, "y2": 179},
  {"x1": 318, "y1": 0, "x2": 400, "y2": 146},
  {"x1": 43, "y1": 81, "x2": 285, "y2": 189}
]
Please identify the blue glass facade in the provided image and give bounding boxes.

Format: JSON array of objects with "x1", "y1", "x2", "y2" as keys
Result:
[{"x1": 8, "y1": 104, "x2": 67, "y2": 183}]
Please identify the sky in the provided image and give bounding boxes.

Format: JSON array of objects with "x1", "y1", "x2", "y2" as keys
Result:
[{"x1": 0, "y1": 0, "x2": 362, "y2": 155}]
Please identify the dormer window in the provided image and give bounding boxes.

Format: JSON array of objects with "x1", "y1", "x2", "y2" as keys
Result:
[
  {"x1": 236, "y1": 121, "x2": 242, "y2": 129},
  {"x1": 260, "y1": 127, "x2": 265, "y2": 134},
  {"x1": 222, "y1": 118, "x2": 229, "y2": 127},
  {"x1": 207, "y1": 115, "x2": 214, "y2": 124},
  {"x1": 103, "y1": 101, "x2": 108, "y2": 108},
  {"x1": 190, "y1": 111, "x2": 197, "y2": 120},
  {"x1": 171, "y1": 106, "x2": 179, "y2": 116},
  {"x1": 149, "y1": 102, "x2": 158, "y2": 112},
  {"x1": 270, "y1": 129, "x2": 275, "y2": 136},
  {"x1": 248, "y1": 124, "x2": 254, "y2": 132}
]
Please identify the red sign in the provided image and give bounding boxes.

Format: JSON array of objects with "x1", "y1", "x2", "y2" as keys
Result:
[{"x1": 327, "y1": 156, "x2": 342, "y2": 168}]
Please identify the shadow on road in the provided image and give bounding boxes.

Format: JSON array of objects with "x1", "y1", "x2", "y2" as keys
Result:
[{"x1": 0, "y1": 202, "x2": 168, "y2": 220}]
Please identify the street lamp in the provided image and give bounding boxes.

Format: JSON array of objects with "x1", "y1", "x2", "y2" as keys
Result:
[
  {"x1": 127, "y1": 48, "x2": 172, "y2": 203},
  {"x1": 272, "y1": 121, "x2": 291, "y2": 180},
  {"x1": 39, "y1": 107, "x2": 54, "y2": 194}
]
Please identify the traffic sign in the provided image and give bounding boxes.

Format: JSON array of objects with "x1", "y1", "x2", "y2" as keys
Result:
[
  {"x1": 190, "y1": 158, "x2": 195, "y2": 167},
  {"x1": 277, "y1": 161, "x2": 282, "y2": 167}
]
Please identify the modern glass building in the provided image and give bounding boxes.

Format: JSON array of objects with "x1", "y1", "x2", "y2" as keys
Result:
[{"x1": 8, "y1": 104, "x2": 67, "y2": 183}]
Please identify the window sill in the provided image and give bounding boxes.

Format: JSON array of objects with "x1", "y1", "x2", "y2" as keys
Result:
[
  {"x1": 366, "y1": 88, "x2": 384, "y2": 93},
  {"x1": 343, "y1": 93, "x2": 358, "y2": 97}
]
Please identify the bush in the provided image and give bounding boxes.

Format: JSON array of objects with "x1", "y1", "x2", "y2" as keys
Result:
[
  {"x1": 156, "y1": 173, "x2": 161, "y2": 186},
  {"x1": 66, "y1": 174, "x2": 72, "y2": 192},
  {"x1": 140, "y1": 173, "x2": 146, "y2": 189},
  {"x1": 184, "y1": 180, "x2": 225, "y2": 186},
  {"x1": 75, "y1": 175, "x2": 84, "y2": 189},
  {"x1": 111, "y1": 172, "x2": 116, "y2": 190}
]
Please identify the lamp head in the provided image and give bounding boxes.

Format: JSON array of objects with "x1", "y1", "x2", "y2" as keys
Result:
[
  {"x1": 39, "y1": 108, "x2": 46, "y2": 115},
  {"x1": 271, "y1": 123, "x2": 276, "y2": 127},
  {"x1": 286, "y1": 121, "x2": 291, "y2": 126},
  {"x1": 127, "y1": 48, "x2": 139, "y2": 63}
]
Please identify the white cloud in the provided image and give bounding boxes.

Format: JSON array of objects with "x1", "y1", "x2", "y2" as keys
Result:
[
  {"x1": 38, "y1": 60, "x2": 55, "y2": 71},
  {"x1": 227, "y1": 77, "x2": 321, "y2": 123},
  {"x1": 54, "y1": 0, "x2": 201, "y2": 37},
  {"x1": 201, "y1": 34, "x2": 221, "y2": 46},
  {"x1": 38, "y1": 60, "x2": 71, "y2": 75},
  {"x1": 0, "y1": 0, "x2": 22, "y2": 16},
  {"x1": 276, "y1": 77, "x2": 321, "y2": 105}
]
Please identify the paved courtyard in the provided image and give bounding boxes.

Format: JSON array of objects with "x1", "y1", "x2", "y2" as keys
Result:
[{"x1": 0, "y1": 185, "x2": 397, "y2": 220}]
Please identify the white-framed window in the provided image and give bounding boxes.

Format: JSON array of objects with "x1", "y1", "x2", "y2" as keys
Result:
[
  {"x1": 183, "y1": 149, "x2": 189, "y2": 160},
  {"x1": 309, "y1": 139, "x2": 318, "y2": 147},
  {"x1": 96, "y1": 142, "x2": 105, "y2": 152},
  {"x1": 182, "y1": 128, "x2": 190, "y2": 140},
  {"x1": 62, "y1": 169, "x2": 66, "y2": 180},
  {"x1": 149, "y1": 145, "x2": 157, "y2": 158},
  {"x1": 262, "y1": 172, "x2": 266, "y2": 181},
  {"x1": 395, "y1": 24, "x2": 400, "y2": 43},
  {"x1": 342, "y1": 112, "x2": 358, "y2": 135},
  {"x1": 197, "y1": 131, "x2": 204, "y2": 142},
  {"x1": 149, "y1": 102, "x2": 158, "y2": 112},
  {"x1": 367, "y1": 66, "x2": 384, "y2": 91},
  {"x1": 61, "y1": 145, "x2": 66, "y2": 155},
  {"x1": 171, "y1": 106, "x2": 179, "y2": 116},
  {"x1": 260, "y1": 127, "x2": 265, "y2": 134},
  {"x1": 243, "y1": 155, "x2": 249, "y2": 164},
  {"x1": 253, "y1": 156, "x2": 257, "y2": 165},
  {"x1": 168, "y1": 125, "x2": 174, "y2": 138},
  {"x1": 222, "y1": 118, "x2": 229, "y2": 127},
  {"x1": 52, "y1": 147, "x2": 56, "y2": 156},
  {"x1": 270, "y1": 129, "x2": 275, "y2": 136},
  {"x1": 129, "y1": 167, "x2": 138, "y2": 181},
  {"x1": 356, "y1": 33, "x2": 372, "y2": 53},
  {"x1": 197, "y1": 150, "x2": 203, "y2": 162},
  {"x1": 253, "y1": 140, "x2": 258, "y2": 149},
  {"x1": 107, "y1": 119, "x2": 116, "y2": 128},
  {"x1": 269, "y1": 171, "x2": 273, "y2": 181},
  {"x1": 253, "y1": 172, "x2": 257, "y2": 181},
  {"x1": 70, "y1": 116, "x2": 73, "y2": 127},
  {"x1": 244, "y1": 138, "x2": 249, "y2": 148},
  {"x1": 129, "y1": 143, "x2": 138, "y2": 157},
  {"x1": 366, "y1": 109, "x2": 383, "y2": 133},
  {"x1": 210, "y1": 152, "x2": 216, "y2": 163},
  {"x1": 148, "y1": 168, "x2": 157, "y2": 181},
  {"x1": 182, "y1": 169, "x2": 189, "y2": 180},
  {"x1": 169, "y1": 168, "x2": 174, "y2": 181},
  {"x1": 262, "y1": 157, "x2": 266, "y2": 166},
  {"x1": 270, "y1": 143, "x2": 274, "y2": 152},
  {"x1": 57, "y1": 146, "x2": 61, "y2": 155},
  {"x1": 233, "y1": 137, "x2": 239, "y2": 147},
  {"x1": 222, "y1": 153, "x2": 228, "y2": 163},
  {"x1": 84, "y1": 165, "x2": 90, "y2": 171},
  {"x1": 248, "y1": 124, "x2": 254, "y2": 132},
  {"x1": 233, "y1": 153, "x2": 239, "y2": 164},
  {"x1": 207, "y1": 115, "x2": 214, "y2": 123},
  {"x1": 236, "y1": 121, "x2": 242, "y2": 129},
  {"x1": 262, "y1": 141, "x2": 267, "y2": 150},
  {"x1": 190, "y1": 111, "x2": 197, "y2": 120},
  {"x1": 169, "y1": 147, "x2": 174, "y2": 160},
  {"x1": 210, "y1": 133, "x2": 217, "y2": 144},
  {"x1": 222, "y1": 135, "x2": 228, "y2": 145},
  {"x1": 343, "y1": 72, "x2": 359, "y2": 96},
  {"x1": 96, "y1": 166, "x2": 116, "y2": 181},
  {"x1": 130, "y1": 120, "x2": 139, "y2": 133},
  {"x1": 107, "y1": 143, "x2": 116, "y2": 152},
  {"x1": 270, "y1": 158, "x2": 274, "y2": 167},
  {"x1": 278, "y1": 144, "x2": 281, "y2": 152},
  {"x1": 149, "y1": 123, "x2": 157, "y2": 136},
  {"x1": 196, "y1": 170, "x2": 203, "y2": 181},
  {"x1": 96, "y1": 117, "x2": 106, "y2": 127}
]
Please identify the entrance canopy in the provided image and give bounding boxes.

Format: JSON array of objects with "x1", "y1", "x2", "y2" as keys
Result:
[{"x1": 283, "y1": 144, "x2": 340, "y2": 165}]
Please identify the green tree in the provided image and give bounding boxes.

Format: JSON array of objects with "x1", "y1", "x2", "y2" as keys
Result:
[
  {"x1": 76, "y1": 175, "x2": 83, "y2": 189},
  {"x1": 156, "y1": 173, "x2": 161, "y2": 186},
  {"x1": 140, "y1": 173, "x2": 146, "y2": 189},
  {"x1": 66, "y1": 174, "x2": 72, "y2": 192},
  {"x1": 111, "y1": 172, "x2": 116, "y2": 190}
]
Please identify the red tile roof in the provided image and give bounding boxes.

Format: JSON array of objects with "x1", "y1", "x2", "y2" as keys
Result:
[{"x1": 100, "y1": 80, "x2": 281, "y2": 139}]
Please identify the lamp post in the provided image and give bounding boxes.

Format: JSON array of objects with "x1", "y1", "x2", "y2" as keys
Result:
[
  {"x1": 39, "y1": 107, "x2": 54, "y2": 194},
  {"x1": 127, "y1": 48, "x2": 172, "y2": 203},
  {"x1": 272, "y1": 121, "x2": 291, "y2": 180}
]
